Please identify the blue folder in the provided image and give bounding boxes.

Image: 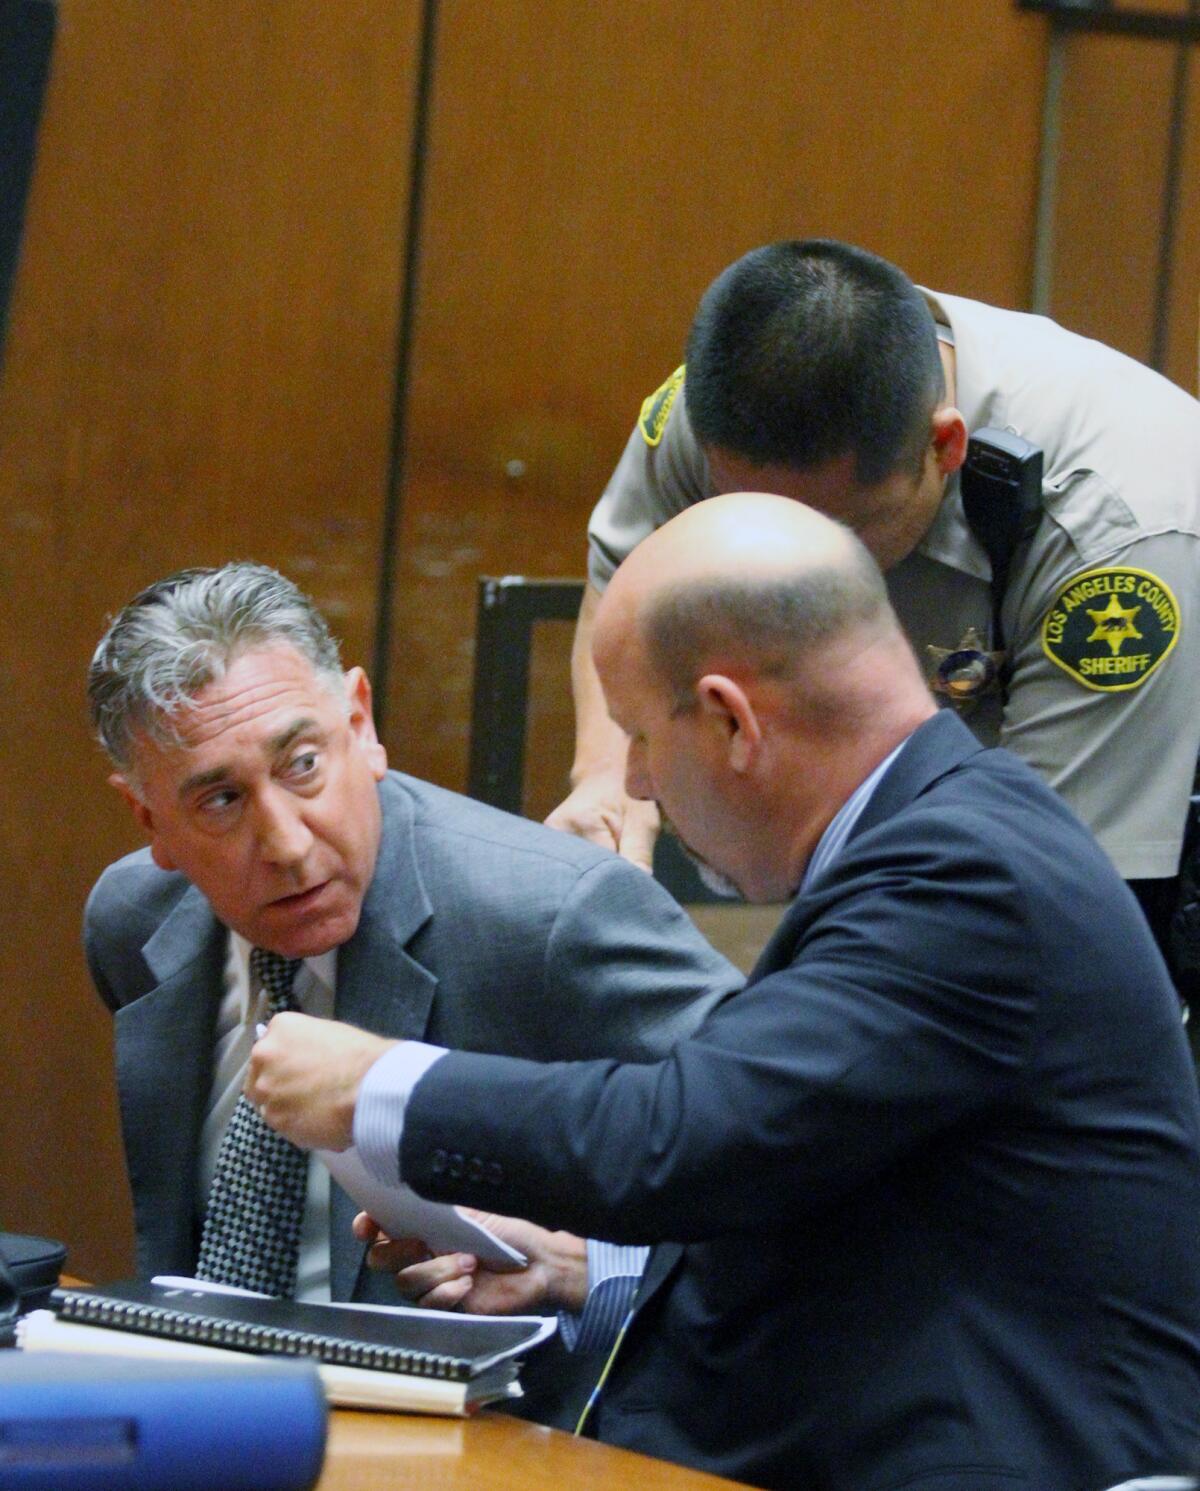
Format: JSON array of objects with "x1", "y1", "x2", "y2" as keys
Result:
[{"x1": 0, "y1": 1351, "x2": 327, "y2": 1490}]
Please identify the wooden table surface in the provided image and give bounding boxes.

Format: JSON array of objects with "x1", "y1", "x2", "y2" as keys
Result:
[{"x1": 318, "y1": 1407, "x2": 753, "y2": 1490}]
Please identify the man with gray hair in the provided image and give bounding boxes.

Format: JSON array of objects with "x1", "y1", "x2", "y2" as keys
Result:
[{"x1": 84, "y1": 562, "x2": 739, "y2": 1421}]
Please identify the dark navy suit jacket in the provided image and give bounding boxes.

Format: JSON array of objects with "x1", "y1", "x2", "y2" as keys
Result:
[{"x1": 404, "y1": 713, "x2": 1200, "y2": 1490}]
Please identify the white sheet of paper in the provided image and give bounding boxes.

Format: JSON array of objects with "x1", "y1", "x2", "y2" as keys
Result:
[{"x1": 317, "y1": 1145, "x2": 527, "y2": 1267}]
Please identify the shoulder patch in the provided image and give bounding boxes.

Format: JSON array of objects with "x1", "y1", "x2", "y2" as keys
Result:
[
  {"x1": 639, "y1": 365, "x2": 685, "y2": 447},
  {"x1": 1041, "y1": 565, "x2": 1179, "y2": 692}
]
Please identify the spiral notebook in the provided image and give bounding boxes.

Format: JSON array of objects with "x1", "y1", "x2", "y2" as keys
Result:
[{"x1": 27, "y1": 1280, "x2": 556, "y2": 1413}]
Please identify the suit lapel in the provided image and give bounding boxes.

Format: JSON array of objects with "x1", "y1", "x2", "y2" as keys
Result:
[
  {"x1": 115, "y1": 885, "x2": 226, "y2": 1275},
  {"x1": 631, "y1": 1241, "x2": 685, "y2": 1316},
  {"x1": 333, "y1": 777, "x2": 437, "y2": 1038},
  {"x1": 331, "y1": 775, "x2": 439, "y2": 1299},
  {"x1": 845, "y1": 709, "x2": 982, "y2": 844},
  {"x1": 749, "y1": 711, "x2": 984, "y2": 983}
]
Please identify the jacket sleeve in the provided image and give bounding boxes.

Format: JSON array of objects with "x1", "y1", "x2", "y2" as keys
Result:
[
  {"x1": 401, "y1": 817, "x2": 1047, "y2": 1245},
  {"x1": 83, "y1": 869, "x2": 128, "y2": 1014},
  {"x1": 538, "y1": 854, "x2": 742, "y2": 1063}
]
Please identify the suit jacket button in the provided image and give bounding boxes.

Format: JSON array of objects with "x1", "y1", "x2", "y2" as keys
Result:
[
  {"x1": 485, "y1": 1161, "x2": 504, "y2": 1186},
  {"x1": 467, "y1": 1156, "x2": 484, "y2": 1183},
  {"x1": 431, "y1": 1148, "x2": 448, "y2": 1175},
  {"x1": 447, "y1": 1151, "x2": 465, "y2": 1179}
]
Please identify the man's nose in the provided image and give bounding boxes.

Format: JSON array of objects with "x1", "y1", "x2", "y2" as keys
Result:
[{"x1": 254, "y1": 788, "x2": 313, "y2": 867}]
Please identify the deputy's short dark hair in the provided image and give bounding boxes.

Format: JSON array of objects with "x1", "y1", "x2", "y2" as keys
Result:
[{"x1": 684, "y1": 240, "x2": 944, "y2": 485}]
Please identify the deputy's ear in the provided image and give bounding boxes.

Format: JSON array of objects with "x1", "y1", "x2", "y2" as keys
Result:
[
  {"x1": 696, "y1": 674, "x2": 762, "y2": 774},
  {"x1": 108, "y1": 772, "x2": 177, "y2": 870},
  {"x1": 931, "y1": 406, "x2": 968, "y2": 477},
  {"x1": 344, "y1": 667, "x2": 388, "y2": 781}
]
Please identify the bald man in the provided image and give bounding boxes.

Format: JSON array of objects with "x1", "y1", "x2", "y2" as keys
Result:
[{"x1": 254, "y1": 496, "x2": 1200, "y2": 1491}]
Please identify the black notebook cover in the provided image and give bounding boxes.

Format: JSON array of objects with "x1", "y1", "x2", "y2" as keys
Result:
[{"x1": 52, "y1": 1281, "x2": 545, "y2": 1380}]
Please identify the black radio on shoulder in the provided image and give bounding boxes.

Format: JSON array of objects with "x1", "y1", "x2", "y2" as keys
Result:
[
  {"x1": 960, "y1": 427, "x2": 1044, "y2": 659},
  {"x1": 960, "y1": 428, "x2": 1044, "y2": 570}
]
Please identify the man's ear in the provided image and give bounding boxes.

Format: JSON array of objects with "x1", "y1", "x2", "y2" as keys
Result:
[
  {"x1": 696, "y1": 674, "x2": 762, "y2": 774},
  {"x1": 344, "y1": 667, "x2": 388, "y2": 781},
  {"x1": 931, "y1": 406, "x2": 968, "y2": 477},
  {"x1": 109, "y1": 772, "x2": 177, "y2": 871}
]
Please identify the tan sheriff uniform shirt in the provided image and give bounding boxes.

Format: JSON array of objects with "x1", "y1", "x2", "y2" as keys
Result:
[{"x1": 587, "y1": 291, "x2": 1200, "y2": 881}]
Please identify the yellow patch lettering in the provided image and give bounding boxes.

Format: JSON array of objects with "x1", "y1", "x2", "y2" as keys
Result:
[{"x1": 1041, "y1": 565, "x2": 1179, "y2": 693}]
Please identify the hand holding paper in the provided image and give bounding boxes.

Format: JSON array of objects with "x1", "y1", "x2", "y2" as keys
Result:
[
  {"x1": 318, "y1": 1144, "x2": 527, "y2": 1268},
  {"x1": 354, "y1": 1209, "x2": 589, "y2": 1317}
]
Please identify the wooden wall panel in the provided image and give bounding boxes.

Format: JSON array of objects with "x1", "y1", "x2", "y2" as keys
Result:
[
  {"x1": 0, "y1": 0, "x2": 422, "y2": 1280},
  {"x1": 1050, "y1": 24, "x2": 1200, "y2": 394},
  {"x1": 8, "y1": 0, "x2": 1194, "y2": 1294},
  {"x1": 382, "y1": 0, "x2": 1048, "y2": 798}
]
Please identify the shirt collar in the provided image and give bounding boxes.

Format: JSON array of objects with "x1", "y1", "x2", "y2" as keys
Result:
[
  {"x1": 798, "y1": 738, "x2": 908, "y2": 897},
  {"x1": 229, "y1": 931, "x2": 337, "y2": 1023}
]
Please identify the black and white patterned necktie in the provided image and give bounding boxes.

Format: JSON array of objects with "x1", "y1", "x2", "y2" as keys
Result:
[{"x1": 195, "y1": 948, "x2": 308, "y2": 1296}]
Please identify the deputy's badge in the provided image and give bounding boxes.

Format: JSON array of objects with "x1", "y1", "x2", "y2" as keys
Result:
[
  {"x1": 639, "y1": 365, "x2": 685, "y2": 447},
  {"x1": 927, "y1": 627, "x2": 1005, "y2": 709},
  {"x1": 1041, "y1": 565, "x2": 1179, "y2": 691}
]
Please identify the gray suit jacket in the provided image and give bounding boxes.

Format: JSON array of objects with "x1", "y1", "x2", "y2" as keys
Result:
[{"x1": 84, "y1": 771, "x2": 740, "y2": 1302}]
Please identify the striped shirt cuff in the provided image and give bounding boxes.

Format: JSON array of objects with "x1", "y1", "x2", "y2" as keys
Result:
[
  {"x1": 559, "y1": 1239, "x2": 649, "y2": 1353},
  {"x1": 354, "y1": 1041, "x2": 449, "y2": 1186}
]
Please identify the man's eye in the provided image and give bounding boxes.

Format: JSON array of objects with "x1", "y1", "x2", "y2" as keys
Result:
[
  {"x1": 198, "y1": 789, "x2": 239, "y2": 815},
  {"x1": 286, "y1": 750, "x2": 320, "y2": 779}
]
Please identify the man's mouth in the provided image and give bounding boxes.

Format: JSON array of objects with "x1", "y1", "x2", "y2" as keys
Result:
[{"x1": 269, "y1": 880, "x2": 331, "y2": 910}]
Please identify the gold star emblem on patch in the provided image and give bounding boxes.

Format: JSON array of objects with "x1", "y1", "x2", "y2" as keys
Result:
[
  {"x1": 926, "y1": 627, "x2": 1006, "y2": 710},
  {"x1": 1042, "y1": 565, "x2": 1177, "y2": 692},
  {"x1": 1085, "y1": 593, "x2": 1143, "y2": 656}
]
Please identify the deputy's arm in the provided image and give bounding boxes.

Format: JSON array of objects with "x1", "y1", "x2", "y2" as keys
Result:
[
  {"x1": 1001, "y1": 526, "x2": 1200, "y2": 895},
  {"x1": 544, "y1": 582, "x2": 660, "y2": 871},
  {"x1": 547, "y1": 372, "x2": 711, "y2": 866}
]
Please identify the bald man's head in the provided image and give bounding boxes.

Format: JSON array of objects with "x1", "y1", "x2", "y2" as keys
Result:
[
  {"x1": 592, "y1": 494, "x2": 936, "y2": 901},
  {"x1": 595, "y1": 493, "x2": 921, "y2": 730}
]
